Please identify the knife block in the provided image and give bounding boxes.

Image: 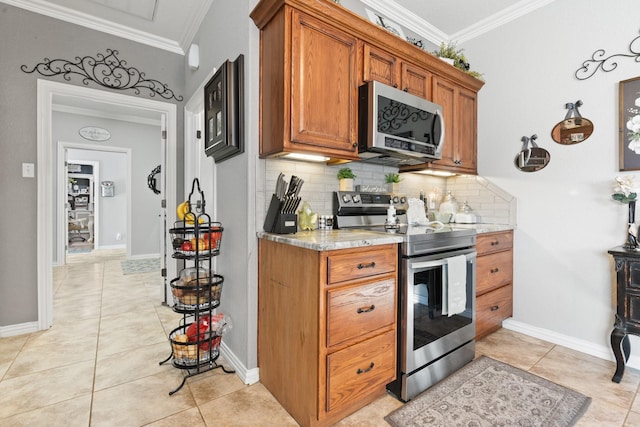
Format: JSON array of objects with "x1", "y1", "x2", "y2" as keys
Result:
[
  {"x1": 263, "y1": 194, "x2": 297, "y2": 234},
  {"x1": 273, "y1": 213, "x2": 297, "y2": 234}
]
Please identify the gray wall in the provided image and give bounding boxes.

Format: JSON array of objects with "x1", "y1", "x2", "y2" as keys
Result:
[
  {"x1": 55, "y1": 113, "x2": 162, "y2": 257},
  {"x1": 183, "y1": 0, "x2": 258, "y2": 371},
  {"x1": 463, "y1": 0, "x2": 640, "y2": 361},
  {"x1": 0, "y1": 4, "x2": 184, "y2": 327}
]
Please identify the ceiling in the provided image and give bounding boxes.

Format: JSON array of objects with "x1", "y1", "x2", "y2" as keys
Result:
[{"x1": 5, "y1": 0, "x2": 556, "y2": 54}]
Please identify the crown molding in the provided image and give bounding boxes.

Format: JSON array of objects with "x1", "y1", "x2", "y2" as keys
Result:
[
  {"x1": 361, "y1": 0, "x2": 557, "y2": 46},
  {"x1": 177, "y1": 0, "x2": 212, "y2": 52},
  {"x1": 2, "y1": 0, "x2": 184, "y2": 54},
  {"x1": 360, "y1": 0, "x2": 446, "y2": 46},
  {"x1": 452, "y1": 0, "x2": 558, "y2": 44}
]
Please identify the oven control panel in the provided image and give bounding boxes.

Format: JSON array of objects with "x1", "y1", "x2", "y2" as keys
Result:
[{"x1": 334, "y1": 191, "x2": 407, "y2": 219}]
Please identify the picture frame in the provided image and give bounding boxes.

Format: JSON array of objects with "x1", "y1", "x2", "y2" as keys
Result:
[
  {"x1": 204, "y1": 54, "x2": 244, "y2": 162},
  {"x1": 619, "y1": 75, "x2": 640, "y2": 171}
]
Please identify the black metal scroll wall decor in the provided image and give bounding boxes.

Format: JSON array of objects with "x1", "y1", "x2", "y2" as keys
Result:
[
  {"x1": 21, "y1": 49, "x2": 183, "y2": 101},
  {"x1": 575, "y1": 30, "x2": 640, "y2": 80}
]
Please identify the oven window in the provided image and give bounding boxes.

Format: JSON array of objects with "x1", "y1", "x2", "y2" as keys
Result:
[{"x1": 412, "y1": 267, "x2": 472, "y2": 351}]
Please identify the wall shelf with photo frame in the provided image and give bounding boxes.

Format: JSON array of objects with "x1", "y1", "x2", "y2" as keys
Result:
[{"x1": 204, "y1": 54, "x2": 245, "y2": 162}]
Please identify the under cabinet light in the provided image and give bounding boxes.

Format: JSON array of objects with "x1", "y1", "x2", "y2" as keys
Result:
[
  {"x1": 413, "y1": 170, "x2": 457, "y2": 177},
  {"x1": 281, "y1": 153, "x2": 330, "y2": 162}
]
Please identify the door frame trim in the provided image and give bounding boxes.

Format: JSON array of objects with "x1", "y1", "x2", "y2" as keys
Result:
[{"x1": 37, "y1": 79, "x2": 178, "y2": 330}]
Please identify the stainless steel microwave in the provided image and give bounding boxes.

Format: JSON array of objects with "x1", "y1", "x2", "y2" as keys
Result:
[{"x1": 358, "y1": 81, "x2": 444, "y2": 166}]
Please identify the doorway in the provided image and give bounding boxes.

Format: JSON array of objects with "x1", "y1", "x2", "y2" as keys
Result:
[
  {"x1": 65, "y1": 158, "x2": 99, "y2": 256},
  {"x1": 37, "y1": 79, "x2": 178, "y2": 330}
]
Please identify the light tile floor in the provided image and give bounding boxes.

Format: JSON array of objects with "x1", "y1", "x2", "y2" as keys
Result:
[{"x1": 1, "y1": 249, "x2": 640, "y2": 426}]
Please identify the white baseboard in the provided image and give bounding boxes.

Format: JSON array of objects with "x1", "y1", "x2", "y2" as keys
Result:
[
  {"x1": 0, "y1": 321, "x2": 39, "y2": 338},
  {"x1": 502, "y1": 318, "x2": 640, "y2": 370},
  {"x1": 97, "y1": 244, "x2": 126, "y2": 250},
  {"x1": 220, "y1": 342, "x2": 260, "y2": 385}
]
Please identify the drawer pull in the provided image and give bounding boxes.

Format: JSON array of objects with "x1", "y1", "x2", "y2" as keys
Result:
[
  {"x1": 357, "y1": 262, "x2": 376, "y2": 269},
  {"x1": 356, "y1": 362, "x2": 375, "y2": 374},
  {"x1": 490, "y1": 305, "x2": 500, "y2": 311},
  {"x1": 357, "y1": 304, "x2": 376, "y2": 314},
  {"x1": 491, "y1": 241, "x2": 499, "y2": 246},
  {"x1": 490, "y1": 268, "x2": 500, "y2": 273}
]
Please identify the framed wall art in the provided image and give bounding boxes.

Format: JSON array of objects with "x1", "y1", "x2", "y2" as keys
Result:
[
  {"x1": 620, "y1": 75, "x2": 640, "y2": 171},
  {"x1": 204, "y1": 54, "x2": 244, "y2": 162}
]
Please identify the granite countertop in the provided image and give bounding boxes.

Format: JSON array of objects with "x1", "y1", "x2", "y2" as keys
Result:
[
  {"x1": 258, "y1": 223, "x2": 514, "y2": 251},
  {"x1": 257, "y1": 229, "x2": 403, "y2": 251},
  {"x1": 454, "y1": 223, "x2": 515, "y2": 234}
]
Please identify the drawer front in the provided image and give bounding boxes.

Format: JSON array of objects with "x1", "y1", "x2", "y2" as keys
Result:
[
  {"x1": 476, "y1": 284, "x2": 513, "y2": 339},
  {"x1": 327, "y1": 278, "x2": 395, "y2": 347},
  {"x1": 327, "y1": 329, "x2": 396, "y2": 413},
  {"x1": 477, "y1": 231, "x2": 513, "y2": 256},
  {"x1": 327, "y1": 248, "x2": 396, "y2": 284},
  {"x1": 476, "y1": 250, "x2": 513, "y2": 295}
]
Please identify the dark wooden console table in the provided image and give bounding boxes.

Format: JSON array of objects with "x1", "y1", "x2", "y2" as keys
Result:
[{"x1": 608, "y1": 246, "x2": 640, "y2": 383}]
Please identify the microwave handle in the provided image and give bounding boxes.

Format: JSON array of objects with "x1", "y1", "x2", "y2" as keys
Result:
[{"x1": 436, "y1": 110, "x2": 445, "y2": 152}]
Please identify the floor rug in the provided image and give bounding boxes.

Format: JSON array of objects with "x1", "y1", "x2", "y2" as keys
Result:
[
  {"x1": 385, "y1": 356, "x2": 591, "y2": 427},
  {"x1": 120, "y1": 257, "x2": 160, "y2": 275}
]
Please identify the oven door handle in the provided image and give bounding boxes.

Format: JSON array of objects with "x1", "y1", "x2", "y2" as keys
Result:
[{"x1": 410, "y1": 259, "x2": 448, "y2": 270}]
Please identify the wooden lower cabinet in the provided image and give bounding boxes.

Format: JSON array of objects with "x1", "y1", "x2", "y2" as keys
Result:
[
  {"x1": 475, "y1": 230, "x2": 514, "y2": 339},
  {"x1": 258, "y1": 239, "x2": 397, "y2": 426}
]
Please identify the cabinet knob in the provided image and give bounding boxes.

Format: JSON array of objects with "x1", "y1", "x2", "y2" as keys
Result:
[
  {"x1": 490, "y1": 305, "x2": 500, "y2": 311},
  {"x1": 490, "y1": 268, "x2": 500, "y2": 273},
  {"x1": 491, "y1": 241, "x2": 499, "y2": 246},
  {"x1": 356, "y1": 362, "x2": 375, "y2": 374},
  {"x1": 352, "y1": 142, "x2": 358, "y2": 149},
  {"x1": 393, "y1": 83, "x2": 398, "y2": 88},
  {"x1": 357, "y1": 261, "x2": 376, "y2": 269},
  {"x1": 357, "y1": 304, "x2": 375, "y2": 314},
  {"x1": 403, "y1": 87, "x2": 409, "y2": 92}
]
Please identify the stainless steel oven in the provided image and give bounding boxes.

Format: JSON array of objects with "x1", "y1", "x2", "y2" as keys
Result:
[
  {"x1": 393, "y1": 244, "x2": 476, "y2": 401},
  {"x1": 334, "y1": 191, "x2": 476, "y2": 402}
]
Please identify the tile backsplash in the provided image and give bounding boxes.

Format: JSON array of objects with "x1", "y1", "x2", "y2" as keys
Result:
[{"x1": 257, "y1": 159, "x2": 516, "y2": 231}]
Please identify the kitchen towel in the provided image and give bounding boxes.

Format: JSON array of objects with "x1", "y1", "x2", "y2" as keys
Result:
[{"x1": 446, "y1": 254, "x2": 467, "y2": 317}]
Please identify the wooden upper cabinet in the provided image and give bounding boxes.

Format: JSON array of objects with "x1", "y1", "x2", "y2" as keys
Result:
[
  {"x1": 291, "y1": 11, "x2": 359, "y2": 156},
  {"x1": 429, "y1": 76, "x2": 477, "y2": 174},
  {"x1": 401, "y1": 63, "x2": 431, "y2": 99},
  {"x1": 254, "y1": 6, "x2": 360, "y2": 160},
  {"x1": 251, "y1": 0, "x2": 483, "y2": 166},
  {"x1": 362, "y1": 44, "x2": 399, "y2": 88},
  {"x1": 362, "y1": 44, "x2": 431, "y2": 99}
]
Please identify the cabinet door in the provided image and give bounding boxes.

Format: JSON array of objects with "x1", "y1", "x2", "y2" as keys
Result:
[
  {"x1": 401, "y1": 62, "x2": 431, "y2": 99},
  {"x1": 290, "y1": 11, "x2": 359, "y2": 156},
  {"x1": 432, "y1": 76, "x2": 456, "y2": 168},
  {"x1": 362, "y1": 44, "x2": 398, "y2": 88},
  {"x1": 476, "y1": 284, "x2": 513, "y2": 339},
  {"x1": 326, "y1": 277, "x2": 395, "y2": 347},
  {"x1": 456, "y1": 86, "x2": 477, "y2": 173},
  {"x1": 326, "y1": 329, "x2": 396, "y2": 413},
  {"x1": 476, "y1": 250, "x2": 513, "y2": 295},
  {"x1": 431, "y1": 76, "x2": 478, "y2": 174}
]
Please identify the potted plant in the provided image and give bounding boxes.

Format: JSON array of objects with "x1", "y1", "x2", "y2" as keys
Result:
[
  {"x1": 385, "y1": 172, "x2": 402, "y2": 193},
  {"x1": 432, "y1": 42, "x2": 483, "y2": 80},
  {"x1": 337, "y1": 167, "x2": 356, "y2": 191}
]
